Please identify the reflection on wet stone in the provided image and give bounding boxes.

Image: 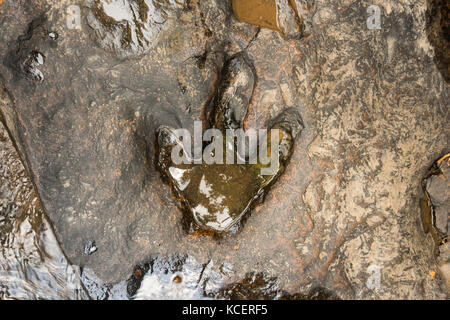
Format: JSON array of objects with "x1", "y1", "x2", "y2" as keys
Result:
[
  {"x1": 127, "y1": 255, "x2": 336, "y2": 300},
  {"x1": 127, "y1": 255, "x2": 228, "y2": 299},
  {"x1": 0, "y1": 122, "x2": 88, "y2": 299},
  {"x1": 157, "y1": 54, "x2": 303, "y2": 233},
  {"x1": 87, "y1": 0, "x2": 186, "y2": 58},
  {"x1": 213, "y1": 272, "x2": 338, "y2": 300}
]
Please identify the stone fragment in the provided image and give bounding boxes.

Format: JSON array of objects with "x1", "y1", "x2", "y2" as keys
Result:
[{"x1": 232, "y1": 0, "x2": 313, "y2": 38}]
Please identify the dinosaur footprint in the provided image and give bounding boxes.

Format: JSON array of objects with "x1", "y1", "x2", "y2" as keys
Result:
[{"x1": 157, "y1": 54, "x2": 303, "y2": 233}]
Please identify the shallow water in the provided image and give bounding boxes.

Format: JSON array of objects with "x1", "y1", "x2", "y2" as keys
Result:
[
  {"x1": 0, "y1": 122, "x2": 88, "y2": 299},
  {"x1": 157, "y1": 54, "x2": 303, "y2": 233},
  {"x1": 2, "y1": 0, "x2": 446, "y2": 300},
  {"x1": 0, "y1": 122, "x2": 211, "y2": 299}
]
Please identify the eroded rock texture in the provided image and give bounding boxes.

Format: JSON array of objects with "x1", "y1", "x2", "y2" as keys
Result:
[
  {"x1": 0, "y1": 0, "x2": 449, "y2": 298},
  {"x1": 86, "y1": 0, "x2": 186, "y2": 58}
]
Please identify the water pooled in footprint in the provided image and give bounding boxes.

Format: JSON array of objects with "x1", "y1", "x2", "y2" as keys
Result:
[
  {"x1": 157, "y1": 54, "x2": 303, "y2": 233},
  {"x1": 86, "y1": 0, "x2": 186, "y2": 58},
  {"x1": 422, "y1": 154, "x2": 450, "y2": 251},
  {"x1": 232, "y1": 0, "x2": 314, "y2": 38}
]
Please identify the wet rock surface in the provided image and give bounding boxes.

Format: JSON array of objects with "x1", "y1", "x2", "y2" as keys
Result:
[
  {"x1": 127, "y1": 254, "x2": 227, "y2": 299},
  {"x1": 86, "y1": 0, "x2": 186, "y2": 58},
  {"x1": 157, "y1": 54, "x2": 303, "y2": 233},
  {"x1": 0, "y1": 121, "x2": 88, "y2": 299},
  {"x1": 127, "y1": 254, "x2": 336, "y2": 300},
  {"x1": 0, "y1": 0, "x2": 449, "y2": 299},
  {"x1": 214, "y1": 272, "x2": 338, "y2": 300},
  {"x1": 4, "y1": 14, "x2": 58, "y2": 83}
]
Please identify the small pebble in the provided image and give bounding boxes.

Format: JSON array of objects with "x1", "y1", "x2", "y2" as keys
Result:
[
  {"x1": 48, "y1": 32, "x2": 58, "y2": 40},
  {"x1": 84, "y1": 240, "x2": 98, "y2": 255}
]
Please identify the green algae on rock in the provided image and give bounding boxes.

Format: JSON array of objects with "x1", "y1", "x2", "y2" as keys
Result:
[
  {"x1": 157, "y1": 54, "x2": 303, "y2": 233},
  {"x1": 232, "y1": 0, "x2": 314, "y2": 38}
]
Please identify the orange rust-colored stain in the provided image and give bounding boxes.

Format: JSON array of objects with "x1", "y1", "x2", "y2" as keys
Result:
[
  {"x1": 232, "y1": 0, "x2": 279, "y2": 32},
  {"x1": 437, "y1": 153, "x2": 450, "y2": 166},
  {"x1": 189, "y1": 229, "x2": 216, "y2": 238}
]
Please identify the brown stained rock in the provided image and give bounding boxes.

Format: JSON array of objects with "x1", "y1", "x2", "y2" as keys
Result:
[
  {"x1": 232, "y1": 0, "x2": 314, "y2": 38},
  {"x1": 0, "y1": 0, "x2": 449, "y2": 298},
  {"x1": 232, "y1": 0, "x2": 280, "y2": 32}
]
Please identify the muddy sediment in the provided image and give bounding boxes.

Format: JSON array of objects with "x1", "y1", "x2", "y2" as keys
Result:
[{"x1": 232, "y1": 0, "x2": 313, "y2": 38}]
